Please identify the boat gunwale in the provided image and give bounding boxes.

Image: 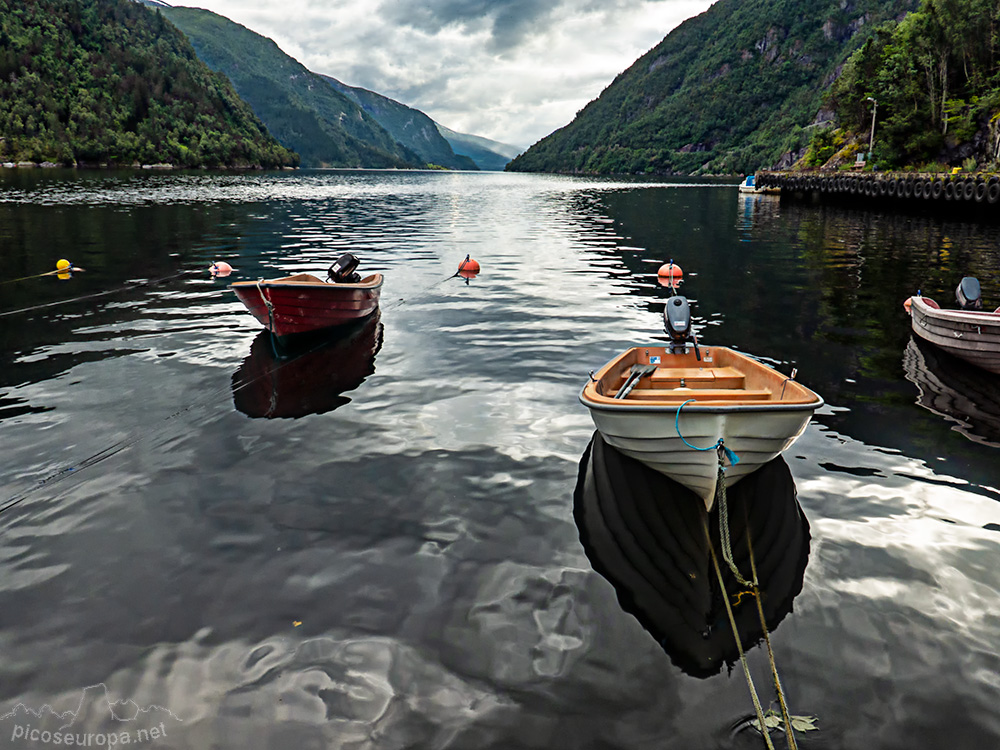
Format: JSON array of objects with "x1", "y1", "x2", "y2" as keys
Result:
[
  {"x1": 910, "y1": 295, "x2": 1000, "y2": 324},
  {"x1": 230, "y1": 273, "x2": 384, "y2": 291},
  {"x1": 578, "y1": 389, "x2": 824, "y2": 413},
  {"x1": 580, "y1": 345, "x2": 824, "y2": 413}
]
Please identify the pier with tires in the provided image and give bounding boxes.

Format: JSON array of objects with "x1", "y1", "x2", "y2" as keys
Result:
[{"x1": 756, "y1": 171, "x2": 1000, "y2": 214}]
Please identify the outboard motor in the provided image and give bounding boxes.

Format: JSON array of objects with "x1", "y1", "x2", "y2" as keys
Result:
[
  {"x1": 956, "y1": 276, "x2": 982, "y2": 310},
  {"x1": 664, "y1": 295, "x2": 700, "y2": 358},
  {"x1": 328, "y1": 252, "x2": 361, "y2": 283}
]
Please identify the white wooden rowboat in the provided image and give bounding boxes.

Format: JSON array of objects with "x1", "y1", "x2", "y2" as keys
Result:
[
  {"x1": 906, "y1": 293, "x2": 1000, "y2": 375},
  {"x1": 580, "y1": 345, "x2": 822, "y2": 509}
]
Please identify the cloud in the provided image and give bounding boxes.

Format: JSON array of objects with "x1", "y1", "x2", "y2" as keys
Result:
[{"x1": 172, "y1": 0, "x2": 714, "y2": 148}]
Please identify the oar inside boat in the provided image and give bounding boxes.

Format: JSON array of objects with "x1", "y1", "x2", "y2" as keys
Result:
[{"x1": 615, "y1": 364, "x2": 657, "y2": 399}]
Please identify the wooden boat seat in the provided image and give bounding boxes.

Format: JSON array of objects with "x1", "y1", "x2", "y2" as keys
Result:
[
  {"x1": 281, "y1": 273, "x2": 327, "y2": 284},
  {"x1": 617, "y1": 366, "x2": 746, "y2": 389},
  {"x1": 620, "y1": 388, "x2": 773, "y2": 402}
]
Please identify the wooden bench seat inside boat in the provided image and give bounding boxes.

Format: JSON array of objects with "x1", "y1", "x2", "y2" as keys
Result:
[
  {"x1": 615, "y1": 366, "x2": 747, "y2": 390},
  {"x1": 615, "y1": 388, "x2": 773, "y2": 402}
]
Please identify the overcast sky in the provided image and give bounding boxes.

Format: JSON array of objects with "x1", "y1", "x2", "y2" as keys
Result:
[{"x1": 175, "y1": 0, "x2": 715, "y2": 150}]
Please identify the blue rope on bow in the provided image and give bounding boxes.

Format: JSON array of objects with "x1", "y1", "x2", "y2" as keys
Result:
[{"x1": 675, "y1": 399, "x2": 740, "y2": 467}]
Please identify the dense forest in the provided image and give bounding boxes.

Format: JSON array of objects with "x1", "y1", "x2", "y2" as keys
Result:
[
  {"x1": 817, "y1": 0, "x2": 1000, "y2": 171},
  {"x1": 158, "y1": 6, "x2": 427, "y2": 169},
  {"x1": 508, "y1": 0, "x2": 916, "y2": 176},
  {"x1": 0, "y1": 0, "x2": 297, "y2": 168}
]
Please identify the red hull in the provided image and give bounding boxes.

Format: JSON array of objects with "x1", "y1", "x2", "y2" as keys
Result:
[{"x1": 231, "y1": 273, "x2": 383, "y2": 337}]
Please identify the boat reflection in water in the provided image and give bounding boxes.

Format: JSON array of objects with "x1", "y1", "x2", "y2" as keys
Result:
[
  {"x1": 232, "y1": 311, "x2": 382, "y2": 419},
  {"x1": 574, "y1": 431, "x2": 810, "y2": 677},
  {"x1": 903, "y1": 335, "x2": 1000, "y2": 448}
]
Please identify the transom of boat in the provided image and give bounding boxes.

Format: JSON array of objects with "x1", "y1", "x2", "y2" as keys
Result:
[{"x1": 584, "y1": 346, "x2": 818, "y2": 406}]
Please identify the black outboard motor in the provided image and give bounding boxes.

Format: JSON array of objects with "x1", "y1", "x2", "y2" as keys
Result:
[
  {"x1": 664, "y1": 295, "x2": 700, "y2": 358},
  {"x1": 328, "y1": 252, "x2": 361, "y2": 283},
  {"x1": 956, "y1": 276, "x2": 982, "y2": 310}
]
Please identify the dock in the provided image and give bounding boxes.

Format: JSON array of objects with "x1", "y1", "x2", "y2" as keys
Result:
[{"x1": 755, "y1": 171, "x2": 1000, "y2": 215}]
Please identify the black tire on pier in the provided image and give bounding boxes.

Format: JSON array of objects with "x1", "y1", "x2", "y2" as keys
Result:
[
  {"x1": 913, "y1": 180, "x2": 924, "y2": 198},
  {"x1": 878, "y1": 180, "x2": 888, "y2": 197},
  {"x1": 887, "y1": 179, "x2": 898, "y2": 197},
  {"x1": 902, "y1": 179, "x2": 914, "y2": 198},
  {"x1": 922, "y1": 179, "x2": 934, "y2": 199},
  {"x1": 944, "y1": 180, "x2": 956, "y2": 200},
  {"x1": 975, "y1": 180, "x2": 988, "y2": 202},
  {"x1": 988, "y1": 181, "x2": 1000, "y2": 204},
  {"x1": 963, "y1": 179, "x2": 976, "y2": 200},
  {"x1": 931, "y1": 179, "x2": 944, "y2": 199},
  {"x1": 849, "y1": 178, "x2": 858, "y2": 195}
]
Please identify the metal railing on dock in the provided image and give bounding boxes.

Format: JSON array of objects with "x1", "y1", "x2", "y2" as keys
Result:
[{"x1": 756, "y1": 171, "x2": 1000, "y2": 209}]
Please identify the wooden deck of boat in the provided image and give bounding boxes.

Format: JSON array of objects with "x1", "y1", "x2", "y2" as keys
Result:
[{"x1": 609, "y1": 365, "x2": 774, "y2": 402}]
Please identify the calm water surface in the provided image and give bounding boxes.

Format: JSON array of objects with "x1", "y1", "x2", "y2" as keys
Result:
[{"x1": 1, "y1": 170, "x2": 999, "y2": 749}]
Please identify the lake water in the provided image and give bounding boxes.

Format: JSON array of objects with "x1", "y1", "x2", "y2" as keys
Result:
[{"x1": 1, "y1": 170, "x2": 999, "y2": 749}]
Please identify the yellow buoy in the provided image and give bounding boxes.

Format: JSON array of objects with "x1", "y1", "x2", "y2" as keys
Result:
[{"x1": 56, "y1": 259, "x2": 71, "y2": 271}]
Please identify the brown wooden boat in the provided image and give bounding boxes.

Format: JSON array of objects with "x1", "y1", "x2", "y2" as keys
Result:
[
  {"x1": 230, "y1": 253, "x2": 382, "y2": 338},
  {"x1": 905, "y1": 277, "x2": 1000, "y2": 374}
]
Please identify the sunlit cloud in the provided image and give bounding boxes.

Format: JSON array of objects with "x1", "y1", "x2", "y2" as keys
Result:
[{"x1": 169, "y1": 0, "x2": 714, "y2": 147}]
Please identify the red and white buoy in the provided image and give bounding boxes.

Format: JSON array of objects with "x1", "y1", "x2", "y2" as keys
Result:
[{"x1": 210, "y1": 261, "x2": 234, "y2": 277}]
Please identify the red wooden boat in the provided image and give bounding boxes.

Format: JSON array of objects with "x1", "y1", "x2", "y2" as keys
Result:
[{"x1": 230, "y1": 253, "x2": 383, "y2": 338}]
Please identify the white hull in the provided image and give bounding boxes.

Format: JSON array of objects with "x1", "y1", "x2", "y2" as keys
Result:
[
  {"x1": 909, "y1": 295, "x2": 1000, "y2": 374},
  {"x1": 587, "y1": 405, "x2": 814, "y2": 507},
  {"x1": 580, "y1": 345, "x2": 822, "y2": 510}
]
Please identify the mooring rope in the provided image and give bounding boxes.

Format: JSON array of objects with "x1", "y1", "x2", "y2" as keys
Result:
[
  {"x1": 746, "y1": 522, "x2": 799, "y2": 750},
  {"x1": 703, "y1": 483, "x2": 802, "y2": 749},
  {"x1": 0, "y1": 270, "x2": 192, "y2": 318},
  {"x1": 702, "y1": 511, "x2": 776, "y2": 750}
]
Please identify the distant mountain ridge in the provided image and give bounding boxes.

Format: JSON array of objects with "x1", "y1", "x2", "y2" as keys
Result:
[
  {"x1": 158, "y1": 5, "x2": 423, "y2": 168},
  {"x1": 435, "y1": 124, "x2": 523, "y2": 172},
  {"x1": 508, "y1": 0, "x2": 917, "y2": 175},
  {"x1": 322, "y1": 75, "x2": 477, "y2": 170}
]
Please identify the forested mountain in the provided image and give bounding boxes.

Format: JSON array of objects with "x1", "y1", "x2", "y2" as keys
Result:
[
  {"x1": 322, "y1": 76, "x2": 477, "y2": 170},
  {"x1": 435, "y1": 124, "x2": 523, "y2": 171},
  {"x1": 158, "y1": 6, "x2": 425, "y2": 169},
  {"x1": 0, "y1": 0, "x2": 296, "y2": 168},
  {"x1": 818, "y1": 0, "x2": 1000, "y2": 171},
  {"x1": 508, "y1": 0, "x2": 917, "y2": 176}
]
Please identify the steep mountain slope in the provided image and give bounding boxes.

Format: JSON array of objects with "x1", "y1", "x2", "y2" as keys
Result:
[
  {"x1": 159, "y1": 6, "x2": 422, "y2": 168},
  {"x1": 508, "y1": 0, "x2": 916, "y2": 175},
  {"x1": 0, "y1": 0, "x2": 296, "y2": 168},
  {"x1": 435, "y1": 124, "x2": 523, "y2": 171},
  {"x1": 322, "y1": 76, "x2": 477, "y2": 170}
]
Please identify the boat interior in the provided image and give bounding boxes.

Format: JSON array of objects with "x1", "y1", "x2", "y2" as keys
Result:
[
  {"x1": 251, "y1": 272, "x2": 382, "y2": 287},
  {"x1": 589, "y1": 347, "x2": 817, "y2": 406}
]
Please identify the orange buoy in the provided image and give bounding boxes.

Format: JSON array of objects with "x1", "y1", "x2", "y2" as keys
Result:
[
  {"x1": 903, "y1": 296, "x2": 913, "y2": 313},
  {"x1": 657, "y1": 274, "x2": 683, "y2": 289},
  {"x1": 657, "y1": 260, "x2": 683, "y2": 279},
  {"x1": 211, "y1": 260, "x2": 233, "y2": 277},
  {"x1": 458, "y1": 255, "x2": 480, "y2": 276}
]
